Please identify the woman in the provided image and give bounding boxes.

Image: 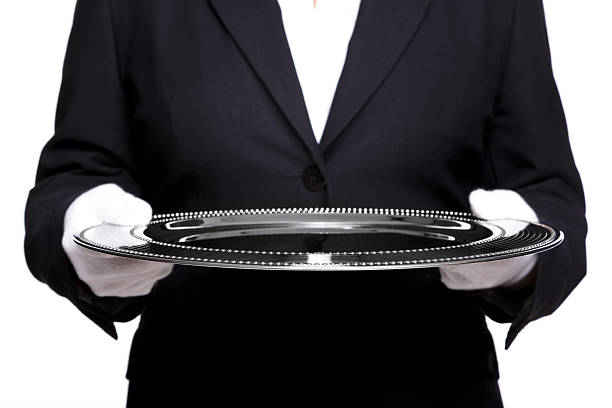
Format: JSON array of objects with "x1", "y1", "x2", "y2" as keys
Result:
[{"x1": 24, "y1": 0, "x2": 586, "y2": 406}]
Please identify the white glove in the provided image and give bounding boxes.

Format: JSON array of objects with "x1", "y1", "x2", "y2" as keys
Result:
[
  {"x1": 61, "y1": 183, "x2": 174, "y2": 297},
  {"x1": 439, "y1": 189, "x2": 539, "y2": 291}
]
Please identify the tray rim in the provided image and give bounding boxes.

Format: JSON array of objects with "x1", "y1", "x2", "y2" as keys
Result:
[{"x1": 74, "y1": 207, "x2": 564, "y2": 271}]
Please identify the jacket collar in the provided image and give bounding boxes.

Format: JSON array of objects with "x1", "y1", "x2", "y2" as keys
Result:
[{"x1": 209, "y1": 0, "x2": 432, "y2": 159}]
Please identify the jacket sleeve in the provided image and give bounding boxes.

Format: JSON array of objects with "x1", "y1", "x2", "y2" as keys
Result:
[
  {"x1": 474, "y1": 0, "x2": 587, "y2": 348},
  {"x1": 24, "y1": 0, "x2": 149, "y2": 339}
]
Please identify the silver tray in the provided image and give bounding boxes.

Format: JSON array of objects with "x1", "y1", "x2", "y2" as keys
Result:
[{"x1": 74, "y1": 208, "x2": 563, "y2": 270}]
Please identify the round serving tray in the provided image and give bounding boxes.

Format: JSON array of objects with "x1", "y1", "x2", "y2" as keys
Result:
[{"x1": 74, "y1": 207, "x2": 563, "y2": 270}]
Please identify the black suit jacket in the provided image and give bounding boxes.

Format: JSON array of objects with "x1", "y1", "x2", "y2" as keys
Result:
[{"x1": 24, "y1": 0, "x2": 586, "y2": 391}]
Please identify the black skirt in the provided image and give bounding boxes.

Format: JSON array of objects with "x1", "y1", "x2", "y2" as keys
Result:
[{"x1": 125, "y1": 267, "x2": 503, "y2": 407}]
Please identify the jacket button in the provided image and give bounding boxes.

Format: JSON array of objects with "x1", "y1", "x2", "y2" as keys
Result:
[{"x1": 302, "y1": 165, "x2": 326, "y2": 191}]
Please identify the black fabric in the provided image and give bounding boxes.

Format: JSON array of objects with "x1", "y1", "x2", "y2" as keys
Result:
[
  {"x1": 125, "y1": 270, "x2": 502, "y2": 407},
  {"x1": 24, "y1": 0, "x2": 586, "y2": 403},
  {"x1": 127, "y1": 377, "x2": 503, "y2": 408}
]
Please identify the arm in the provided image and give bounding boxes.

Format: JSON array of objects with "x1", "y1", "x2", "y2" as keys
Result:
[
  {"x1": 471, "y1": 0, "x2": 587, "y2": 348},
  {"x1": 24, "y1": 0, "x2": 156, "y2": 338}
]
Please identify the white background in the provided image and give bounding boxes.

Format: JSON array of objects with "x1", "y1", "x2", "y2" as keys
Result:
[{"x1": 1, "y1": 1, "x2": 610, "y2": 406}]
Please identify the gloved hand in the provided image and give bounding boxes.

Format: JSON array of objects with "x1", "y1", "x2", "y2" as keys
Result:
[
  {"x1": 438, "y1": 189, "x2": 539, "y2": 291},
  {"x1": 61, "y1": 183, "x2": 174, "y2": 297}
]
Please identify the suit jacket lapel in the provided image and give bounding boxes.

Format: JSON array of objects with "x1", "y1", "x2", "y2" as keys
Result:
[
  {"x1": 209, "y1": 0, "x2": 433, "y2": 161},
  {"x1": 319, "y1": 0, "x2": 433, "y2": 152},
  {"x1": 208, "y1": 0, "x2": 325, "y2": 169}
]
